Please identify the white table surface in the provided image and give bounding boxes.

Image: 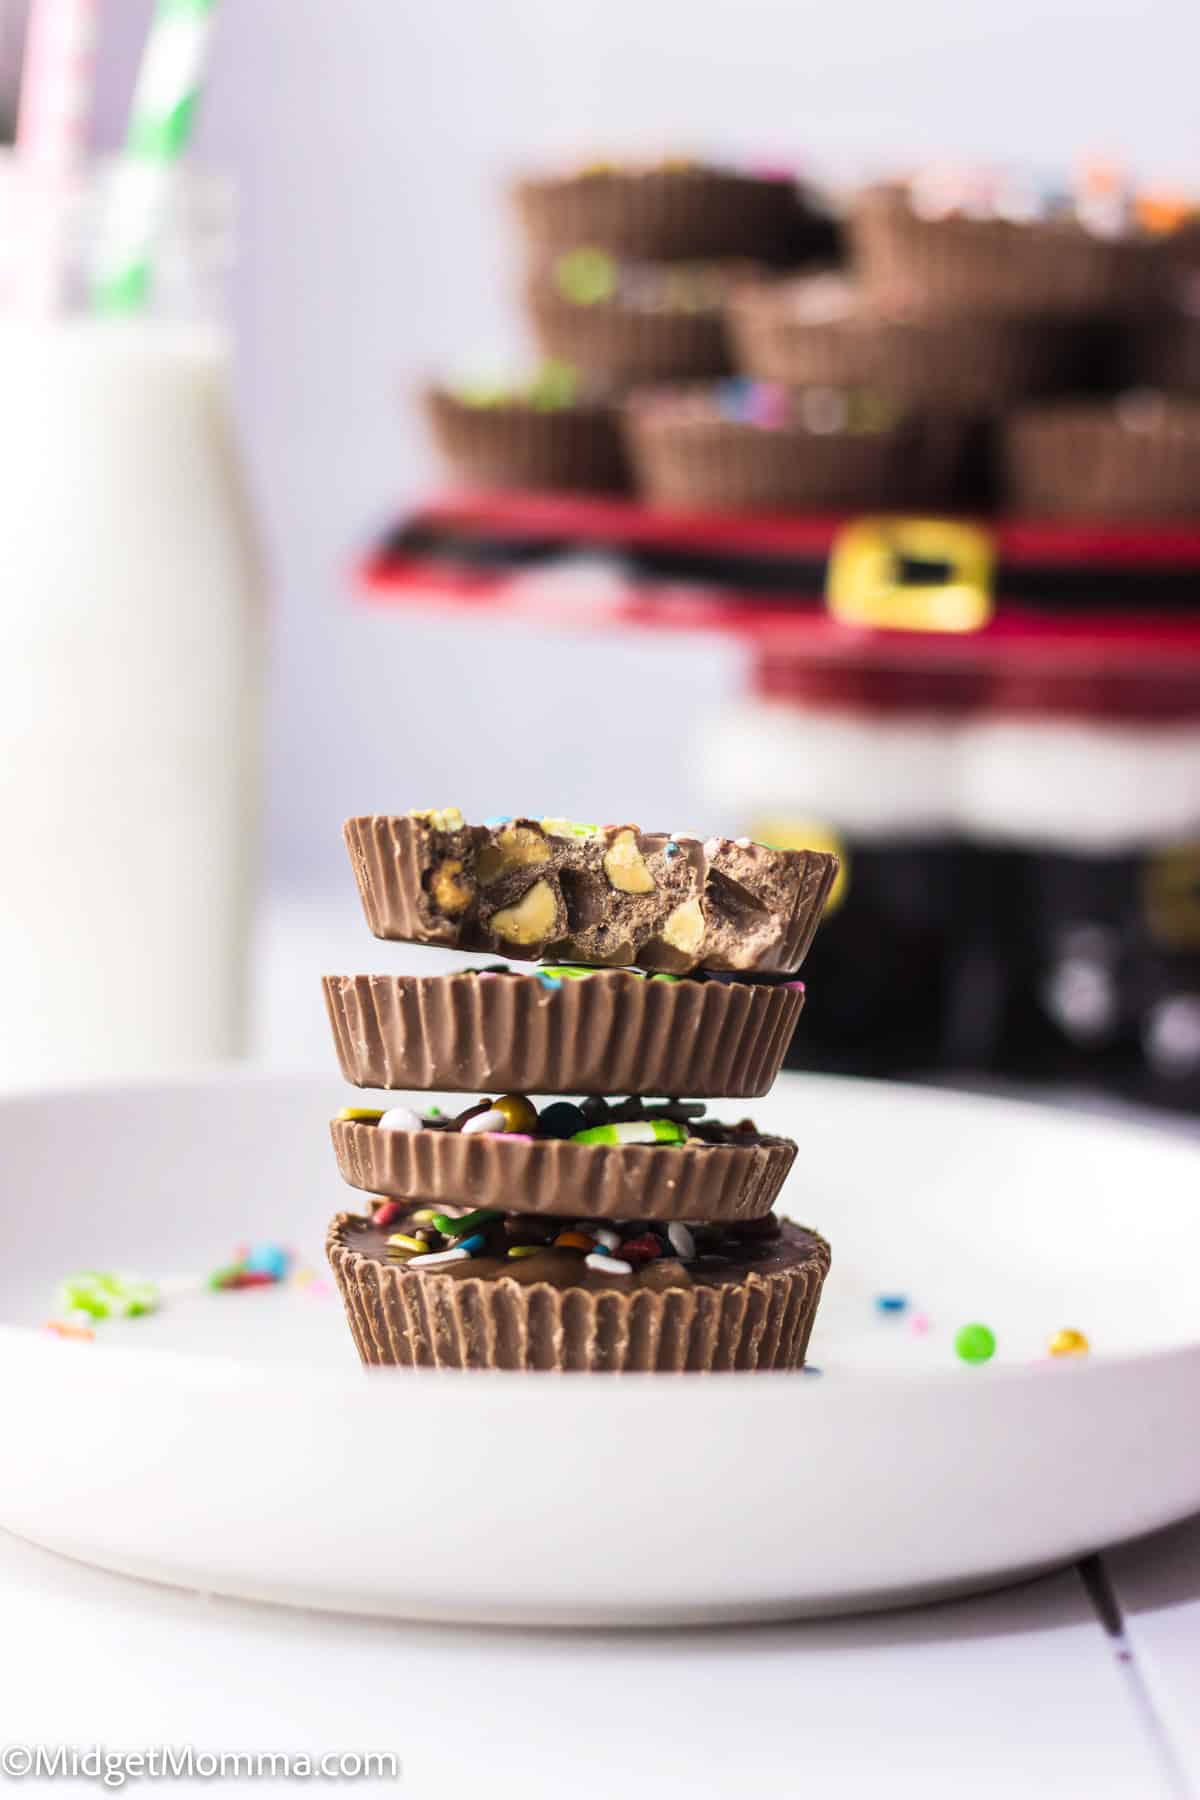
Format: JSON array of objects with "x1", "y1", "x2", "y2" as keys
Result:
[
  {"x1": 3, "y1": 889, "x2": 1196, "y2": 1798},
  {"x1": 2, "y1": 1520, "x2": 1197, "y2": 1799}
]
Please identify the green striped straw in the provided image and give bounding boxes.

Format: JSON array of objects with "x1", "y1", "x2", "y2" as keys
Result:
[{"x1": 92, "y1": 0, "x2": 218, "y2": 314}]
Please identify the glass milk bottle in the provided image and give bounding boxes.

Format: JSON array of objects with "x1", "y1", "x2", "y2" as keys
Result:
[{"x1": 0, "y1": 162, "x2": 261, "y2": 1085}]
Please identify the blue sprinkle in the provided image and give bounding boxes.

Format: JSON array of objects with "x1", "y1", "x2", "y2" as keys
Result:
[
  {"x1": 875, "y1": 1293, "x2": 908, "y2": 1314},
  {"x1": 536, "y1": 972, "x2": 563, "y2": 991},
  {"x1": 483, "y1": 815, "x2": 513, "y2": 827},
  {"x1": 716, "y1": 377, "x2": 752, "y2": 421},
  {"x1": 454, "y1": 1233, "x2": 487, "y2": 1255},
  {"x1": 801, "y1": 1364, "x2": 824, "y2": 1376},
  {"x1": 664, "y1": 841, "x2": 680, "y2": 859},
  {"x1": 244, "y1": 1244, "x2": 289, "y2": 1279}
]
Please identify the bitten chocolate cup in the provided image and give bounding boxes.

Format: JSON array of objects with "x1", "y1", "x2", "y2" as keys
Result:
[
  {"x1": 424, "y1": 388, "x2": 629, "y2": 494},
  {"x1": 327, "y1": 1210, "x2": 830, "y2": 1372},
  {"x1": 323, "y1": 970, "x2": 805, "y2": 1097},
  {"x1": 344, "y1": 814, "x2": 837, "y2": 976},
  {"x1": 512, "y1": 166, "x2": 807, "y2": 263},
  {"x1": 329, "y1": 1117, "x2": 797, "y2": 1222}
]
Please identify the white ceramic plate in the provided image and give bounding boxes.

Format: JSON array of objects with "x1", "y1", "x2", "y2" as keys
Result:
[{"x1": 0, "y1": 1069, "x2": 1197, "y2": 1626}]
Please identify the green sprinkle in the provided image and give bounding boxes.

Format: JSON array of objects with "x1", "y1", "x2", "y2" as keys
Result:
[
  {"x1": 453, "y1": 378, "x2": 511, "y2": 408},
  {"x1": 432, "y1": 1208, "x2": 501, "y2": 1237},
  {"x1": 507, "y1": 1245, "x2": 541, "y2": 1259},
  {"x1": 954, "y1": 1323, "x2": 997, "y2": 1365},
  {"x1": 540, "y1": 818, "x2": 600, "y2": 839},
  {"x1": 554, "y1": 246, "x2": 617, "y2": 305},
  {"x1": 526, "y1": 358, "x2": 578, "y2": 410},
  {"x1": 650, "y1": 973, "x2": 682, "y2": 983},
  {"x1": 60, "y1": 1271, "x2": 160, "y2": 1318},
  {"x1": 426, "y1": 1105, "x2": 443, "y2": 1118}
]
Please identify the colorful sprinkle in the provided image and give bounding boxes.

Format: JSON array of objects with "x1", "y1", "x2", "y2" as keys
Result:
[
  {"x1": 875, "y1": 1293, "x2": 908, "y2": 1314},
  {"x1": 387, "y1": 1234, "x2": 430, "y2": 1255},
  {"x1": 1048, "y1": 1328, "x2": 1090, "y2": 1358},
  {"x1": 910, "y1": 1313, "x2": 933, "y2": 1336},
  {"x1": 244, "y1": 1244, "x2": 290, "y2": 1280},
  {"x1": 954, "y1": 1323, "x2": 997, "y2": 1365},
  {"x1": 461, "y1": 1107, "x2": 508, "y2": 1135},
  {"x1": 666, "y1": 1222, "x2": 696, "y2": 1260},
  {"x1": 493, "y1": 1093, "x2": 539, "y2": 1134},
  {"x1": 621, "y1": 1233, "x2": 662, "y2": 1264},
  {"x1": 507, "y1": 1245, "x2": 540, "y2": 1259},
  {"x1": 372, "y1": 1200, "x2": 403, "y2": 1228},
  {"x1": 589, "y1": 1226, "x2": 622, "y2": 1252},
  {"x1": 454, "y1": 1233, "x2": 487, "y2": 1255},
  {"x1": 539, "y1": 1101, "x2": 589, "y2": 1139},
  {"x1": 433, "y1": 1208, "x2": 501, "y2": 1237},
  {"x1": 378, "y1": 1105, "x2": 423, "y2": 1133},
  {"x1": 43, "y1": 1318, "x2": 95, "y2": 1342},
  {"x1": 408, "y1": 1247, "x2": 472, "y2": 1268},
  {"x1": 338, "y1": 1106, "x2": 384, "y2": 1123},
  {"x1": 572, "y1": 1119, "x2": 688, "y2": 1146},
  {"x1": 554, "y1": 1231, "x2": 596, "y2": 1252},
  {"x1": 554, "y1": 247, "x2": 617, "y2": 305},
  {"x1": 585, "y1": 1252, "x2": 633, "y2": 1276},
  {"x1": 58, "y1": 1271, "x2": 159, "y2": 1320}
]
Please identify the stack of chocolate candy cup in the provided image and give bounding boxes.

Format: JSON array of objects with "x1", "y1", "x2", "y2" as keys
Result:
[{"x1": 324, "y1": 810, "x2": 838, "y2": 1373}]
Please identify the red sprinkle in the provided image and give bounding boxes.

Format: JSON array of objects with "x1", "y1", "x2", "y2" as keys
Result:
[
  {"x1": 621, "y1": 1233, "x2": 662, "y2": 1264},
  {"x1": 372, "y1": 1201, "x2": 403, "y2": 1227},
  {"x1": 228, "y1": 1270, "x2": 278, "y2": 1289}
]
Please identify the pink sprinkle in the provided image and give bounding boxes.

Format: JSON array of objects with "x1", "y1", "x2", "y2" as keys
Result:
[
  {"x1": 784, "y1": 980, "x2": 806, "y2": 992},
  {"x1": 305, "y1": 1278, "x2": 332, "y2": 1299},
  {"x1": 502, "y1": 1132, "x2": 535, "y2": 1144},
  {"x1": 910, "y1": 1313, "x2": 932, "y2": 1336}
]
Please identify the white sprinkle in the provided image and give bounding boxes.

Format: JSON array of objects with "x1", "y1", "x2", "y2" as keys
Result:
[
  {"x1": 461, "y1": 1108, "x2": 507, "y2": 1134},
  {"x1": 378, "y1": 1106, "x2": 423, "y2": 1132},
  {"x1": 585, "y1": 1253, "x2": 633, "y2": 1275},
  {"x1": 407, "y1": 1247, "x2": 472, "y2": 1268},
  {"x1": 667, "y1": 1222, "x2": 696, "y2": 1259},
  {"x1": 590, "y1": 1226, "x2": 621, "y2": 1252},
  {"x1": 734, "y1": 836, "x2": 753, "y2": 848}
]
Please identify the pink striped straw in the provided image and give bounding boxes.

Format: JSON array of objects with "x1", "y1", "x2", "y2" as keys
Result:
[{"x1": 12, "y1": 0, "x2": 98, "y2": 313}]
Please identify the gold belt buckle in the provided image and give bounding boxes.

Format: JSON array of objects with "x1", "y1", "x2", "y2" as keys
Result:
[{"x1": 826, "y1": 516, "x2": 994, "y2": 633}]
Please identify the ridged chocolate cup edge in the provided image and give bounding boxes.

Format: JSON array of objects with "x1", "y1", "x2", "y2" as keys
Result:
[
  {"x1": 330, "y1": 1119, "x2": 797, "y2": 1222},
  {"x1": 327, "y1": 1211, "x2": 830, "y2": 1372},
  {"x1": 323, "y1": 971, "x2": 804, "y2": 1097}
]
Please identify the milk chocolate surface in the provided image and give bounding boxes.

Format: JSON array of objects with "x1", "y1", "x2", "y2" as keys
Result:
[
  {"x1": 322, "y1": 967, "x2": 805, "y2": 1096},
  {"x1": 344, "y1": 811, "x2": 837, "y2": 974}
]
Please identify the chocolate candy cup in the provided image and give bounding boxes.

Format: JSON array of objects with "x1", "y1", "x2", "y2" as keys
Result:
[
  {"x1": 424, "y1": 388, "x2": 629, "y2": 495},
  {"x1": 624, "y1": 390, "x2": 949, "y2": 513},
  {"x1": 1003, "y1": 400, "x2": 1200, "y2": 520},
  {"x1": 329, "y1": 1117, "x2": 796, "y2": 1222},
  {"x1": 850, "y1": 183, "x2": 1170, "y2": 317},
  {"x1": 512, "y1": 166, "x2": 807, "y2": 263},
  {"x1": 727, "y1": 275, "x2": 1079, "y2": 411},
  {"x1": 322, "y1": 969, "x2": 804, "y2": 1097},
  {"x1": 344, "y1": 813, "x2": 837, "y2": 975},
  {"x1": 327, "y1": 1210, "x2": 830, "y2": 1372},
  {"x1": 524, "y1": 273, "x2": 734, "y2": 384}
]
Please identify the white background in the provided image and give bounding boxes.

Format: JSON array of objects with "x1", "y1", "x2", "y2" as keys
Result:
[{"x1": 73, "y1": 0, "x2": 1200, "y2": 886}]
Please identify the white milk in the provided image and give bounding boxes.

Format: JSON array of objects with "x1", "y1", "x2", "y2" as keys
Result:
[{"x1": 0, "y1": 320, "x2": 261, "y2": 1083}]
